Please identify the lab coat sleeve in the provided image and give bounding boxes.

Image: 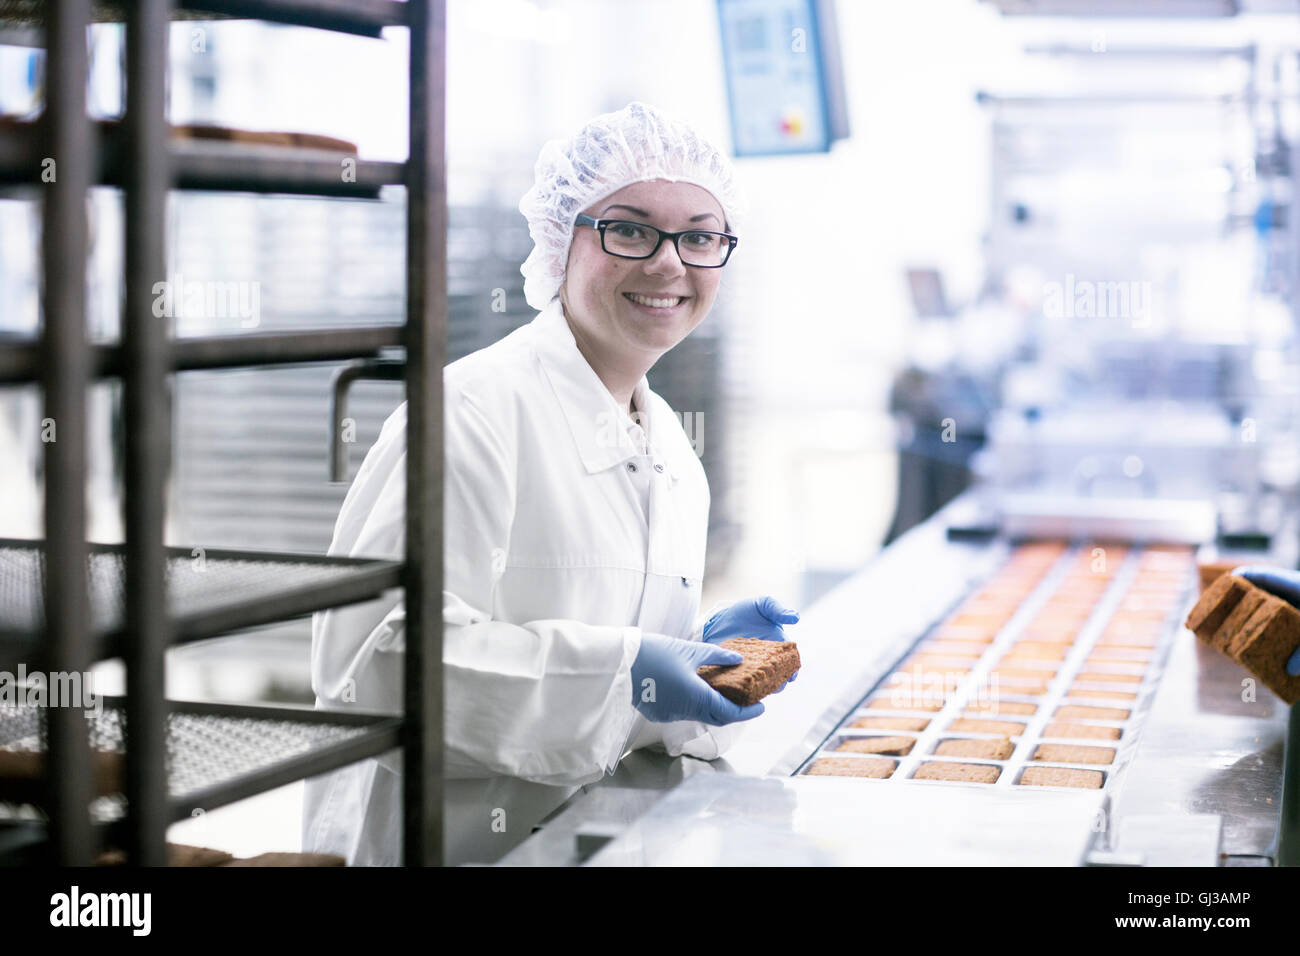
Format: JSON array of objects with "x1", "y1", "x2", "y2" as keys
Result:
[{"x1": 360, "y1": 386, "x2": 641, "y2": 788}]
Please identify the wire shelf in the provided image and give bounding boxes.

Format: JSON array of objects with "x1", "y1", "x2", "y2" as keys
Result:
[
  {"x1": 0, "y1": 698, "x2": 400, "y2": 825},
  {"x1": 0, "y1": 538, "x2": 402, "y2": 657}
]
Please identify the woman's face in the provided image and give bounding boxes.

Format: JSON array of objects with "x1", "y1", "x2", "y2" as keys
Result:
[{"x1": 560, "y1": 179, "x2": 728, "y2": 363}]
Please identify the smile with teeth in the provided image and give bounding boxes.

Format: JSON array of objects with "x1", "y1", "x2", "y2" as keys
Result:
[{"x1": 624, "y1": 292, "x2": 687, "y2": 309}]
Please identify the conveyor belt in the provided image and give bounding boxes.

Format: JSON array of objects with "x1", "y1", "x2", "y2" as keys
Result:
[{"x1": 799, "y1": 540, "x2": 1194, "y2": 793}]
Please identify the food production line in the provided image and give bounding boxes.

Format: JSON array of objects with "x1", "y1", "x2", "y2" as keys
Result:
[{"x1": 502, "y1": 486, "x2": 1299, "y2": 866}]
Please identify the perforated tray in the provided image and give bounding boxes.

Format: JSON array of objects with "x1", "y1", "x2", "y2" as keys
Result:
[
  {"x1": 800, "y1": 541, "x2": 1193, "y2": 797},
  {"x1": 0, "y1": 698, "x2": 399, "y2": 824},
  {"x1": 0, "y1": 538, "x2": 401, "y2": 651}
]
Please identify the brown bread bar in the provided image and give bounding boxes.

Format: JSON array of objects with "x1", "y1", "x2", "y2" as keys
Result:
[
  {"x1": 850, "y1": 715, "x2": 931, "y2": 732},
  {"x1": 913, "y1": 761, "x2": 1000, "y2": 783},
  {"x1": 933, "y1": 737, "x2": 1015, "y2": 760},
  {"x1": 986, "y1": 674, "x2": 1050, "y2": 695},
  {"x1": 1004, "y1": 642, "x2": 1070, "y2": 660},
  {"x1": 1074, "y1": 670, "x2": 1143, "y2": 685},
  {"x1": 1018, "y1": 766, "x2": 1104, "y2": 789},
  {"x1": 964, "y1": 700, "x2": 1037, "y2": 717},
  {"x1": 1184, "y1": 575, "x2": 1300, "y2": 704},
  {"x1": 1213, "y1": 589, "x2": 1274, "y2": 655},
  {"x1": 697, "y1": 638, "x2": 801, "y2": 706},
  {"x1": 1185, "y1": 574, "x2": 1252, "y2": 646},
  {"x1": 947, "y1": 718, "x2": 1026, "y2": 737},
  {"x1": 1087, "y1": 646, "x2": 1152, "y2": 663},
  {"x1": 993, "y1": 664, "x2": 1059, "y2": 678},
  {"x1": 1198, "y1": 560, "x2": 1239, "y2": 592},
  {"x1": 1055, "y1": 704, "x2": 1130, "y2": 721},
  {"x1": 804, "y1": 756, "x2": 895, "y2": 778},
  {"x1": 1033, "y1": 743, "x2": 1115, "y2": 765},
  {"x1": 1068, "y1": 687, "x2": 1138, "y2": 701},
  {"x1": 835, "y1": 735, "x2": 915, "y2": 756},
  {"x1": 1229, "y1": 599, "x2": 1300, "y2": 704},
  {"x1": 866, "y1": 691, "x2": 947, "y2": 712},
  {"x1": 1042, "y1": 720, "x2": 1122, "y2": 741}
]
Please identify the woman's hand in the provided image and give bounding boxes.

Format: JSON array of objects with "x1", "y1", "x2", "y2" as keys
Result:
[
  {"x1": 630, "y1": 634, "x2": 766, "y2": 725},
  {"x1": 703, "y1": 596, "x2": 800, "y2": 643},
  {"x1": 1231, "y1": 566, "x2": 1300, "y2": 675},
  {"x1": 702, "y1": 596, "x2": 800, "y2": 687}
]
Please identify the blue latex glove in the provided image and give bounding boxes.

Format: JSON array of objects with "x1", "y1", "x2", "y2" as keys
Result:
[
  {"x1": 631, "y1": 634, "x2": 766, "y2": 725},
  {"x1": 1230, "y1": 566, "x2": 1300, "y2": 676},
  {"x1": 703, "y1": 596, "x2": 801, "y2": 686},
  {"x1": 703, "y1": 596, "x2": 800, "y2": 643}
]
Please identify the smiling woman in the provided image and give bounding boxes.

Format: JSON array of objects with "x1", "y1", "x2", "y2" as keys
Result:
[
  {"x1": 561, "y1": 179, "x2": 732, "y2": 415},
  {"x1": 304, "y1": 101, "x2": 801, "y2": 867}
]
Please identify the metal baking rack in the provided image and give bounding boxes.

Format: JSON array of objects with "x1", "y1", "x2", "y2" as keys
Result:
[
  {"x1": 0, "y1": 0, "x2": 447, "y2": 865},
  {"x1": 798, "y1": 540, "x2": 1195, "y2": 805},
  {"x1": 0, "y1": 696, "x2": 401, "y2": 821},
  {"x1": 0, "y1": 538, "x2": 402, "y2": 660}
]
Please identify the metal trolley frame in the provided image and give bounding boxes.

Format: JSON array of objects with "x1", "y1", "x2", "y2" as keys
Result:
[{"x1": 0, "y1": 0, "x2": 446, "y2": 866}]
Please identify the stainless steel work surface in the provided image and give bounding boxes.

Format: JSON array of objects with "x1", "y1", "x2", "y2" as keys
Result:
[
  {"x1": 584, "y1": 772, "x2": 1106, "y2": 866},
  {"x1": 1107, "y1": 627, "x2": 1290, "y2": 861}
]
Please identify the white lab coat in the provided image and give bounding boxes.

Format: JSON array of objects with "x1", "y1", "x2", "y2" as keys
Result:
[{"x1": 302, "y1": 295, "x2": 740, "y2": 866}]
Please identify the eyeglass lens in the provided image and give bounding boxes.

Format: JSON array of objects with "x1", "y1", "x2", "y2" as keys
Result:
[{"x1": 602, "y1": 221, "x2": 730, "y2": 266}]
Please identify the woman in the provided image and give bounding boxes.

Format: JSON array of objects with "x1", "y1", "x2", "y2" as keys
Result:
[{"x1": 303, "y1": 101, "x2": 799, "y2": 866}]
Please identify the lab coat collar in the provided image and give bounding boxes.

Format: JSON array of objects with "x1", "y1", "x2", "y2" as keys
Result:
[{"x1": 531, "y1": 296, "x2": 680, "y2": 480}]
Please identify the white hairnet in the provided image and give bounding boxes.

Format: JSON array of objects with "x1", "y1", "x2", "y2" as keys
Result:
[{"x1": 518, "y1": 101, "x2": 744, "y2": 312}]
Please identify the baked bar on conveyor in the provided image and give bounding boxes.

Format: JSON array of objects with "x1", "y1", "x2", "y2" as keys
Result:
[
  {"x1": 933, "y1": 737, "x2": 1015, "y2": 760},
  {"x1": 1042, "y1": 720, "x2": 1122, "y2": 741},
  {"x1": 697, "y1": 638, "x2": 801, "y2": 706},
  {"x1": 1055, "y1": 704, "x2": 1130, "y2": 721},
  {"x1": 1018, "y1": 766, "x2": 1104, "y2": 789},
  {"x1": 913, "y1": 761, "x2": 1001, "y2": 783},
  {"x1": 850, "y1": 715, "x2": 931, "y2": 732},
  {"x1": 1032, "y1": 743, "x2": 1116, "y2": 765},
  {"x1": 836, "y1": 735, "x2": 915, "y2": 756},
  {"x1": 946, "y1": 718, "x2": 1026, "y2": 737},
  {"x1": 1068, "y1": 687, "x2": 1138, "y2": 701},
  {"x1": 964, "y1": 699, "x2": 1037, "y2": 716},
  {"x1": 1003, "y1": 641, "x2": 1070, "y2": 660},
  {"x1": 864, "y1": 694, "x2": 944, "y2": 713},
  {"x1": 805, "y1": 756, "x2": 895, "y2": 778}
]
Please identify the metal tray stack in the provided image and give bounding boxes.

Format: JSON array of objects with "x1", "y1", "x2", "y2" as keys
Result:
[
  {"x1": 0, "y1": 697, "x2": 400, "y2": 825},
  {"x1": 800, "y1": 539, "x2": 1194, "y2": 797},
  {"x1": 0, "y1": 0, "x2": 446, "y2": 865},
  {"x1": 0, "y1": 538, "x2": 402, "y2": 660}
]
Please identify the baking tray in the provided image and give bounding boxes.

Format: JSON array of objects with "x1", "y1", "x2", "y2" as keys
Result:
[{"x1": 797, "y1": 540, "x2": 1193, "y2": 813}]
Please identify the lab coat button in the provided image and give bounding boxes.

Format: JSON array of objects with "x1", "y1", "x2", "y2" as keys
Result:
[
  {"x1": 654, "y1": 462, "x2": 665, "y2": 473},
  {"x1": 681, "y1": 576, "x2": 689, "y2": 586},
  {"x1": 626, "y1": 462, "x2": 637, "y2": 472}
]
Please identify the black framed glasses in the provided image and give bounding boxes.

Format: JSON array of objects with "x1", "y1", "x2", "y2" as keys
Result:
[{"x1": 573, "y1": 214, "x2": 738, "y2": 268}]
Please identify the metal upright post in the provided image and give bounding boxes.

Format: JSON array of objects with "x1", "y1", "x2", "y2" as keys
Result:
[
  {"x1": 1279, "y1": 704, "x2": 1299, "y2": 866},
  {"x1": 41, "y1": 0, "x2": 94, "y2": 866},
  {"x1": 123, "y1": 0, "x2": 173, "y2": 866},
  {"x1": 403, "y1": 0, "x2": 447, "y2": 866}
]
